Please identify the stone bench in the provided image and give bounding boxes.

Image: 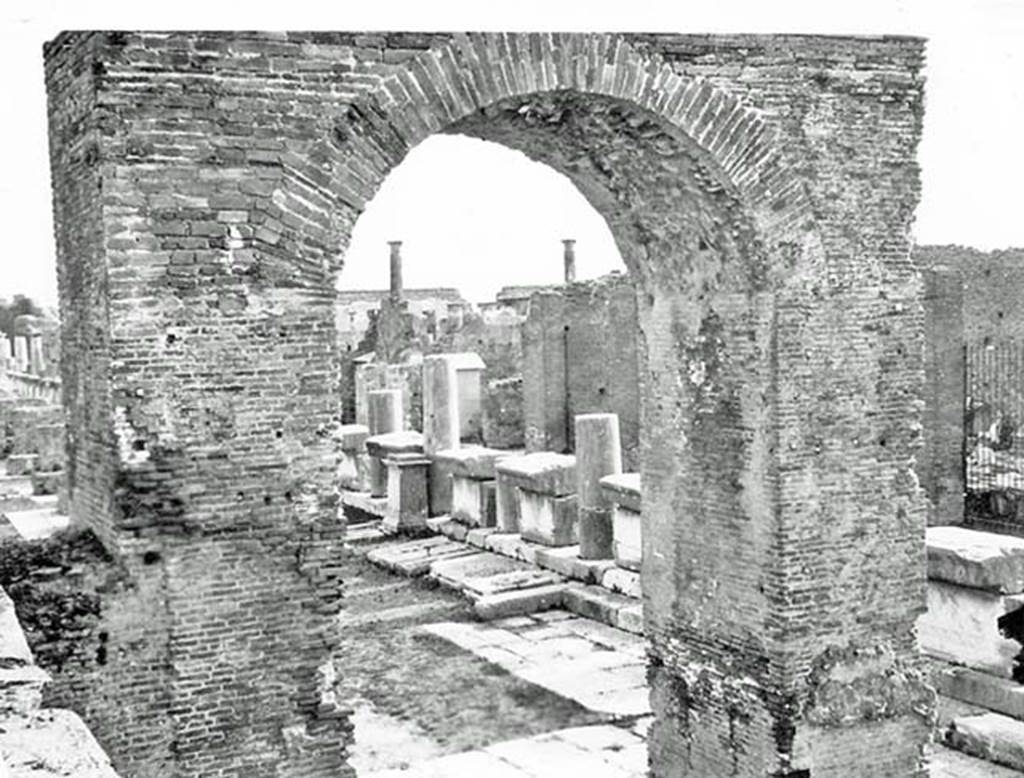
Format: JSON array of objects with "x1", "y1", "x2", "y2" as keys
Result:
[
  {"x1": 432, "y1": 446, "x2": 515, "y2": 528},
  {"x1": 337, "y1": 424, "x2": 370, "y2": 492},
  {"x1": 600, "y1": 473, "x2": 641, "y2": 572},
  {"x1": 495, "y1": 452, "x2": 577, "y2": 546}
]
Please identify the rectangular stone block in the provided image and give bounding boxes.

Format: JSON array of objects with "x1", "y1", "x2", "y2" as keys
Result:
[
  {"x1": 382, "y1": 452, "x2": 432, "y2": 533},
  {"x1": 519, "y1": 490, "x2": 578, "y2": 547},
  {"x1": 602, "y1": 473, "x2": 642, "y2": 571},
  {"x1": 928, "y1": 526, "x2": 1024, "y2": 594},
  {"x1": 496, "y1": 470, "x2": 521, "y2": 533},
  {"x1": 496, "y1": 451, "x2": 577, "y2": 497},
  {"x1": 6, "y1": 454, "x2": 37, "y2": 476},
  {"x1": 450, "y1": 474, "x2": 497, "y2": 528},
  {"x1": 432, "y1": 445, "x2": 511, "y2": 480},
  {"x1": 918, "y1": 580, "x2": 1024, "y2": 678}
]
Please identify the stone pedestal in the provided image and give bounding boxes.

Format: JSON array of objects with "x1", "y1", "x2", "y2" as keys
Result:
[
  {"x1": 575, "y1": 413, "x2": 622, "y2": 559},
  {"x1": 382, "y1": 452, "x2": 432, "y2": 533},
  {"x1": 34, "y1": 423, "x2": 64, "y2": 473},
  {"x1": 600, "y1": 472, "x2": 642, "y2": 571},
  {"x1": 367, "y1": 390, "x2": 403, "y2": 497},
  {"x1": 337, "y1": 424, "x2": 370, "y2": 492}
]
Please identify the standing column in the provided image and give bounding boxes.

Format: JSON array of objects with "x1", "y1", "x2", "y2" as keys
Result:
[
  {"x1": 575, "y1": 413, "x2": 622, "y2": 559},
  {"x1": 28, "y1": 335, "x2": 45, "y2": 375},
  {"x1": 13, "y1": 337, "x2": 28, "y2": 373},
  {"x1": 388, "y1": 240, "x2": 403, "y2": 303},
  {"x1": 367, "y1": 389, "x2": 402, "y2": 497},
  {"x1": 562, "y1": 239, "x2": 576, "y2": 283},
  {"x1": 423, "y1": 354, "x2": 460, "y2": 515}
]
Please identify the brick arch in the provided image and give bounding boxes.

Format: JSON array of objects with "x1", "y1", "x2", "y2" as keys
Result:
[{"x1": 313, "y1": 33, "x2": 810, "y2": 253}]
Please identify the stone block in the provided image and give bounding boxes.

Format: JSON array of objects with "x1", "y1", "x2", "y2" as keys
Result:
[
  {"x1": 450, "y1": 474, "x2": 497, "y2": 528},
  {"x1": 495, "y1": 470, "x2": 521, "y2": 533},
  {"x1": 946, "y1": 712, "x2": 1024, "y2": 772},
  {"x1": 918, "y1": 580, "x2": 1024, "y2": 678},
  {"x1": 928, "y1": 526, "x2": 1024, "y2": 594},
  {"x1": 6, "y1": 454, "x2": 37, "y2": 476},
  {"x1": 338, "y1": 423, "x2": 369, "y2": 452},
  {"x1": 600, "y1": 472, "x2": 641, "y2": 512},
  {"x1": 496, "y1": 452, "x2": 577, "y2": 497},
  {"x1": 432, "y1": 445, "x2": 511, "y2": 480},
  {"x1": 30, "y1": 470, "x2": 63, "y2": 497},
  {"x1": 519, "y1": 491, "x2": 578, "y2": 547},
  {"x1": 365, "y1": 431, "x2": 424, "y2": 459},
  {"x1": 934, "y1": 665, "x2": 1024, "y2": 721},
  {"x1": 473, "y1": 583, "x2": 568, "y2": 621},
  {"x1": 382, "y1": 452, "x2": 432, "y2": 533}
]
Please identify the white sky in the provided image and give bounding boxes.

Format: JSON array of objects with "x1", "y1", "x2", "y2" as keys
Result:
[{"x1": 2, "y1": 1, "x2": 1022, "y2": 305}]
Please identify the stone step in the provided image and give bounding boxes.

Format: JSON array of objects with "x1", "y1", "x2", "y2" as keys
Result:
[
  {"x1": 936, "y1": 665, "x2": 1024, "y2": 721},
  {"x1": 929, "y1": 742, "x2": 1024, "y2": 777},
  {"x1": 946, "y1": 711, "x2": 1024, "y2": 772},
  {"x1": 474, "y1": 583, "x2": 569, "y2": 621},
  {"x1": 365, "y1": 537, "x2": 480, "y2": 577},
  {"x1": 563, "y1": 585, "x2": 644, "y2": 636},
  {"x1": 428, "y1": 551, "x2": 563, "y2": 598}
]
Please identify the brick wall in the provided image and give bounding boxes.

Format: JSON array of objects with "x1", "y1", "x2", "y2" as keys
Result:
[
  {"x1": 521, "y1": 274, "x2": 640, "y2": 469},
  {"x1": 45, "y1": 31, "x2": 930, "y2": 776}
]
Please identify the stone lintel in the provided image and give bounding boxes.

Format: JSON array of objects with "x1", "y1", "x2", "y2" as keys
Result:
[
  {"x1": 496, "y1": 452, "x2": 577, "y2": 497},
  {"x1": 599, "y1": 472, "x2": 641, "y2": 513}
]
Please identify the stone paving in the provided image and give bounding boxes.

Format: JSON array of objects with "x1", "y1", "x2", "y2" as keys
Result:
[{"x1": 422, "y1": 611, "x2": 649, "y2": 717}]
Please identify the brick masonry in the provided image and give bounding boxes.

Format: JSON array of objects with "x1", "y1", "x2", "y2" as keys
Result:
[{"x1": 44, "y1": 31, "x2": 929, "y2": 776}]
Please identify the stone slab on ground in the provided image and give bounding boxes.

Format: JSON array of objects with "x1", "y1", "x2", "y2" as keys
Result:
[
  {"x1": 2, "y1": 506, "x2": 70, "y2": 541},
  {"x1": 0, "y1": 708, "x2": 120, "y2": 778},
  {"x1": 428, "y1": 551, "x2": 559, "y2": 598},
  {"x1": 366, "y1": 537, "x2": 480, "y2": 577},
  {"x1": 928, "y1": 742, "x2": 1024, "y2": 778},
  {"x1": 935, "y1": 664, "x2": 1024, "y2": 721},
  {"x1": 364, "y1": 723, "x2": 647, "y2": 778},
  {"x1": 946, "y1": 712, "x2": 1024, "y2": 772},
  {"x1": 422, "y1": 611, "x2": 650, "y2": 717},
  {"x1": 929, "y1": 526, "x2": 1024, "y2": 594},
  {"x1": 473, "y1": 584, "x2": 569, "y2": 620},
  {"x1": 564, "y1": 585, "x2": 644, "y2": 636}
]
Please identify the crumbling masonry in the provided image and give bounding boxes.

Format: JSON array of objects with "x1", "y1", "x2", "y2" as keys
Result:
[{"x1": 44, "y1": 32, "x2": 929, "y2": 776}]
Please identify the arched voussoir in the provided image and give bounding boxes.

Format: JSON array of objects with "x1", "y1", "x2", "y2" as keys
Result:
[{"x1": 312, "y1": 32, "x2": 811, "y2": 242}]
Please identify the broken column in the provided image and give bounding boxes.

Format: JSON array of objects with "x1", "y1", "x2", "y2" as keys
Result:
[
  {"x1": 575, "y1": 413, "x2": 622, "y2": 559},
  {"x1": 13, "y1": 337, "x2": 28, "y2": 373},
  {"x1": 562, "y1": 239, "x2": 576, "y2": 283},
  {"x1": 367, "y1": 389, "x2": 402, "y2": 497},
  {"x1": 422, "y1": 354, "x2": 460, "y2": 515}
]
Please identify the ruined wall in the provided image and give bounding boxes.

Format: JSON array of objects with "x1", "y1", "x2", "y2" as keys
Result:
[
  {"x1": 45, "y1": 31, "x2": 930, "y2": 776},
  {"x1": 522, "y1": 274, "x2": 640, "y2": 469}
]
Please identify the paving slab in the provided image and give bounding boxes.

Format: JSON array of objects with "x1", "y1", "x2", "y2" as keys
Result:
[
  {"x1": 946, "y1": 712, "x2": 1024, "y2": 772},
  {"x1": 421, "y1": 612, "x2": 650, "y2": 718},
  {"x1": 474, "y1": 583, "x2": 568, "y2": 620},
  {"x1": 929, "y1": 526, "x2": 1024, "y2": 594},
  {"x1": 2, "y1": 506, "x2": 70, "y2": 541},
  {"x1": 928, "y1": 742, "x2": 1024, "y2": 778},
  {"x1": 367, "y1": 537, "x2": 481, "y2": 577}
]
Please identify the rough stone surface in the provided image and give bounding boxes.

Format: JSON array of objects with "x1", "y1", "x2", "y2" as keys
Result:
[
  {"x1": 928, "y1": 526, "x2": 1024, "y2": 594},
  {"x1": 44, "y1": 30, "x2": 929, "y2": 776},
  {"x1": 496, "y1": 452, "x2": 577, "y2": 497},
  {"x1": 946, "y1": 712, "x2": 1024, "y2": 772}
]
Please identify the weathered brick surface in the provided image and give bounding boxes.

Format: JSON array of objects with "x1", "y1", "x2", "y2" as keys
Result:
[
  {"x1": 522, "y1": 274, "x2": 640, "y2": 468},
  {"x1": 45, "y1": 31, "x2": 929, "y2": 776}
]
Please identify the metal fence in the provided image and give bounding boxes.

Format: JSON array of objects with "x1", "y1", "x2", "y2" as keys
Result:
[{"x1": 964, "y1": 339, "x2": 1024, "y2": 533}]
